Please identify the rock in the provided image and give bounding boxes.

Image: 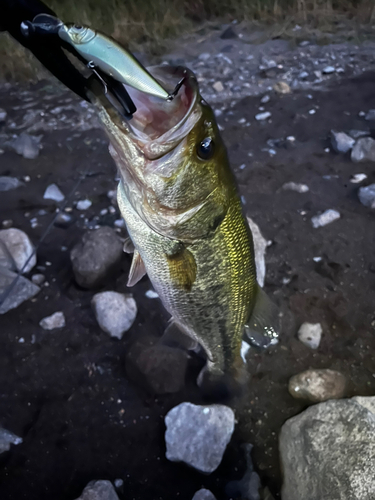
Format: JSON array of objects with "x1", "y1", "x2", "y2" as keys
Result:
[
  {"x1": 212, "y1": 81, "x2": 224, "y2": 92},
  {"x1": 220, "y1": 26, "x2": 237, "y2": 39},
  {"x1": 0, "y1": 176, "x2": 24, "y2": 191},
  {"x1": 273, "y1": 81, "x2": 291, "y2": 94},
  {"x1": 192, "y1": 489, "x2": 217, "y2": 500},
  {"x1": 145, "y1": 289, "x2": 159, "y2": 298},
  {"x1": 39, "y1": 311, "x2": 66, "y2": 330},
  {"x1": 282, "y1": 182, "x2": 309, "y2": 193},
  {"x1": 198, "y1": 53, "x2": 211, "y2": 61},
  {"x1": 260, "y1": 94, "x2": 270, "y2": 104},
  {"x1": 351, "y1": 137, "x2": 375, "y2": 162},
  {"x1": 350, "y1": 173, "x2": 367, "y2": 183},
  {"x1": 247, "y1": 217, "x2": 269, "y2": 287},
  {"x1": 1, "y1": 220, "x2": 13, "y2": 229},
  {"x1": 298, "y1": 71, "x2": 308, "y2": 79},
  {"x1": 91, "y1": 291, "x2": 137, "y2": 339},
  {"x1": 288, "y1": 369, "x2": 346, "y2": 403},
  {"x1": 7, "y1": 132, "x2": 41, "y2": 159},
  {"x1": 311, "y1": 209, "x2": 340, "y2": 228},
  {"x1": 322, "y1": 66, "x2": 335, "y2": 74},
  {"x1": 279, "y1": 396, "x2": 375, "y2": 500},
  {"x1": 31, "y1": 273, "x2": 45, "y2": 285},
  {"x1": 54, "y1": 212, "x2": 75, "y2": 228},
  {"x1": 358, "y1": 184, "x2": 375, "y2": 208},
  {"x1": 330, "y1": 130, "x2": 355, "y2": 153},
  {"x1": 255, "y1": 112, "x2": 271, "y2": 121},
  {"x1": 165, "y1": 402, "x2": 235, "y2": 473},
  {"x1": 76, "y1": 199, "x2": 92, "y2": 210},
  {"x1": 364, "y1": 109, "x2": 375, "y2": 121},
  {"x1": 348, "y1": 129, "x2": 370, "y2": 139},
  {"x1": 226, "y1": 444, "x2": 261, "y2": 500},
  {"x1": 0, "y1": 267, "x2": 40, "y2": 314},
  {"x1": 0, "y1": 228, "x2": 36, "y2": 273},
  {"x1": 74, "y1": 480, "x2": 119, "y2": 500},
  {"x1": 0, "y1": 108, "x2": 7, "y2": 122},
  {"x1": 70, "y1": 226, "x2": 123, "y2": 288},
  {"x1": 0, "y1": 427, "x2": 22, "y2": 454},
  {"x1": 297, "y1": 322, "x2": 322, "y2": 349},
  {"x1": 43, "y1": 183, "x2": 65, "y2": 202}
]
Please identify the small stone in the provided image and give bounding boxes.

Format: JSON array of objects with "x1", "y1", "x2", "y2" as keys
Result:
[
  {"x1": 145, "y1": 289, "x2": 159, "y2": 299},
  {"x1": 31, "y1": 273, "x2": 45, "y2": 285},
  {"x1": 165, "y1": 402, "x2": 235, "y2": 473},
  {"x1": 113, "y1": 219, "x2": 125, "y2": 228},
  {"x1": 6, "y1": 132, "x2": 41, "y2": 159},
  {"x1": 288, "y1": 369, "x2": 346, "y2": 403},
  {"x1": 299, "y1": 40, "x2": 310, "y2": 47},
  {"x1": 314, "y1": 70, "x2": 322, "y2": 79},
  {"x1": 350, "y1": 173, "x2": 367, "y2": 183},
  {"x1": 260, "y1": 94, "x2": 270, "y2": 104},
  {"x1": 54, "y1": 213, "x2": 74, "y2": 228},
  {"x1": 0, "y1": 177, "x2": 24, "y2": 192},
  {"x1": 297, "y1": 322, "x2": 322, "y2": 349},
  {"x1": 198, "y1": 53, "x2": 211, "y2": 61},
  {"x1": 0, "y1": 428, "x2": 22, "y2": 454},
  {"x1": 364, "y1": 109, "x2": 375, "y2": 121},
  {"x1": 192, "y1": 489, "x2": 217, "y2": 500},
  {"x1": 255, "y1": 112, "x2": 271, "y2": 121},
  {"x1": 330, "y1": 130, "x2": 355, "y2": 153},
  {"x1": 358, "y1": 184, "x2": 375, "y2": 209},
  {"x1": 1, "y1": 220, "x2": 13, "y2": 229},
  {"x1": 113, "y1": 479, "x2": 123, "y2": 489},
  {"x1": 0, "y1": 228, "x2": 36, "y2": 273},
  {"x1": 39, "y1": 311, "x2": 65, "y2": 330},
  {"x1": 0, "y1": 108, "x2": 7, "y2": 122},
  {"x1": 91, "y1": 291, "x2": 137, "y2": 339},
  {"x1": 0, "y1": 268, "x2": 40, "y2": 314},
  {"x1": 299, "y1": 71, "x2": 309, "y2": 79},
  {"x1": 70, "y1": 227, "x2": 123, "y2": 288},
  {"x1": 74, "y1": 480, "x2": 119, "y2": 500},
  {"x1": 212, "y1": 81, "x2": 224, "y2": 92},
  {"x1": 247, "y1": 217, "x2": 269, "y2": 288},
  {"x1": 76, "y1": 199, "x2": 92, "y2": 210},
  {"x1": 282, "y1": 182, "x2": 309, "y2": 193},
  {"x1": 348, "y1": 129, "x2": 370, "y2": 139},
  {"x1": 308, "y1": 109, "x2": 316, "y2": 115},
  {"x1": 43, "y1": 183, "x2": 65, "y2": 202},
  {"x1": 220, "y1": 26, "x2": 237, "y2": 39},
  {"x1": 351, "y1": 137, "x2": 375, "y2": 162},
  {"x1": 273, "y1": 81, "x2": 291, "y2": 94},
  {"x1": 311, "y1": 209, "x2": 340, "y2": 228},
  {"x1": 322, "y1": 66, "x2": 335, "y2": 74}
]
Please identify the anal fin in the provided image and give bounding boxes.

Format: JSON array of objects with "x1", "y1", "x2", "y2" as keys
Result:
[
  {"x1": 159, "y1": 319, "x2": 199, "y2": 352},
  {"x1": 244, "y1": 285, "x2": 279, "y2": 349},
  {"x1": 127, "y1": 249, "x2": 146, "y2": 287}
]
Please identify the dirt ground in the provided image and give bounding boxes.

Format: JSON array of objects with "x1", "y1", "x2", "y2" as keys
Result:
[{"x1": 0, "y1": 27, "x2": 375, "y2": 500}]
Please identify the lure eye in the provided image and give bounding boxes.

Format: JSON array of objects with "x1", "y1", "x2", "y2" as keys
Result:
[
  {"x1": 197, "y1": 137, "x2": 214, "y2": 160},
  {"x1": 74, "y1": 25, "x2": 84, "y2": 30}
]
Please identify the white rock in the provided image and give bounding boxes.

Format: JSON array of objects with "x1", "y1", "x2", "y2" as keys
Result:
[
  {"x1": 0, "y1": 177, "x2": 24, "y2": 191},
  {"x1": 199, "y1": 53, "x2": 211, "y2": 61},
  {"x1": 350, "y1": 173, "x2": 367, "y2": 183},
  {"x1": 279, "y1": 397, "x2": 375, "y2": 500},
  {"x1": 76, "y1": 199, "x2": 92, "y2": 210},
  {"x1": 0, "y1": 267, "x2": 40, "y2": 314},
  {"x1": 288, "y1": 369, "x2": 346, "y2": 403},
  {"x1": 0, "y1": 428, "x2": 22, "y2": 454},
  {"x1": 255, "y1": 112, "x2": 271, "y2": 121},
  {"x1": 192, "y1": 489, "x2": 217, "y2": 500},
  {"x1": 0, "y1": 228, "x2": 36, "y2": 273},
  {"x1": 311, "y1": 209, "x2": 340, "y2": 228},
  {"x1": 297, "y1": 322, "x2": 322, "y2": 349},
  {"x1": 330, "y1": 130, "x2": 355, "y2": 153},
  {"x1": 0, "y1": 108, "x2": 7, "y2": 122},
  {"x1": 358, "y1": 184, "x2": 375, "y2": 208},
  {"x1": 247, "y1": 217, "x2": 269, "y2": 287},
  {"x1": 31, "y1": 273, "x2": 45, "y2": 285},
  {"x1": 322, "y1": 66, "x2": 335, "y2": 74},
  {"x1": 212, "y1": 81, "x2": 224, "y2": 92},
  {"x1": 43, "y1": 183, "x2": 65, "y2": 202},
  {"x1": 145, "y1": 290, "x2": 159, "y2": 299},
  {"x1": 260, "y1": 94, "x2": 270, "y2": 104},
  {"x1": 7, "y1": 132, "x2": 41, "y2": 159},
  {"x1": 364, "y1": 109, "x2": 375, "y2": 121},
  {"x1": 165, "y1": 402, "x2": 235, "y2": 474},
  {"x1": 282, "y1": 182, "x2": 309, "y2": 193},
  {"x1": 74, "y1": 480, "x2": 119, "y2": 500},
  {"x1": 351, "y1": 137, "x2": 375, "y2": 162},
  {"x1": 91, "y1": 291, "x2": 137, "y2": 339},
  {"x1": 39, "y1": 311, "x2": 66, "y2": 330}
]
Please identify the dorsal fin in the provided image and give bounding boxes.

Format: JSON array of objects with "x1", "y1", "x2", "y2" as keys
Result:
[{"x1": 127, "y1": 249, "x2": 146, "y2": 287}]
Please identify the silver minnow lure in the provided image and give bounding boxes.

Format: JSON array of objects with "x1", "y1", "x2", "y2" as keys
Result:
[{"x1": 58, "y1": 24, "x2": 170, "y2": 100}]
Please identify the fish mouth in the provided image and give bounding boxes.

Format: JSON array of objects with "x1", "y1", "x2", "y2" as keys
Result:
[{"x1": 116, "y1": 66, "x2": 200, "y2": 159}]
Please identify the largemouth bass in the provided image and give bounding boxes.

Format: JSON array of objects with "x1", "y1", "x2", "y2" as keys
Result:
[{"x1": 88, "y1": 66, "x2": 278, "y2": 392}]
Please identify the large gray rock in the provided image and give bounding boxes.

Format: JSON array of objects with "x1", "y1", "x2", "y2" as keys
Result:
[
  {"x1": 280, "y1": 396, "x2": 375, "y2": 500},
  {"x1": 91, "y1": 291, "x2": 137, "y2": 339},
  {"x1": 351, "y1": 137, "x2": 375, "y2": 163},
  {"x1": 288, "y1": 368, "x2": 346, "y2": 403},
  {"x1": 165, "y1": 402, "x2": 235, "y2": 473},
  {"x1": 74, "y1": 480, "x2": 119, "y2": 500},
  {"x1": 0, "y1": 228, "x2": 36, "y2": 273},
  {"x1": 0, "y1": 427, "x2": 22, "y2": 453},
  {"x1": 70, "y1": 227, "x2": 123, "y2": 288},
  {"x1": 358, "y1": 184, "x2": 375, "y2": 209},
  {"x1": 330, "y1": 130, "x2": 355, "y2": 153},
  {"x1": 0, "y1": 267, "x2": 40, "y2": 314}
]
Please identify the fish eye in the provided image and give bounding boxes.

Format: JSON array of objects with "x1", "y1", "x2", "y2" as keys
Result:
[{"x1": 197, "y1": 137, "x2": 214, "y2": 160}]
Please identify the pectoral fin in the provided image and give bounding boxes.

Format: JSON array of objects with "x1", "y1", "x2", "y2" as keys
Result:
[
  {"x1": 123, "y1": 237, "x2": 135, "y2": 254},
  {"x1": 244, "y1": 285, "x2": 279, "y2": 349},
  {"x1": 127, "y1": 249, "x2": 146, "y2": 287},
  {"x1": 159, "y1": 319, "x2": 199, "y2": 351},
  {"x1": 166, "y1": 247, "x2": 197, "y2": 292}
]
